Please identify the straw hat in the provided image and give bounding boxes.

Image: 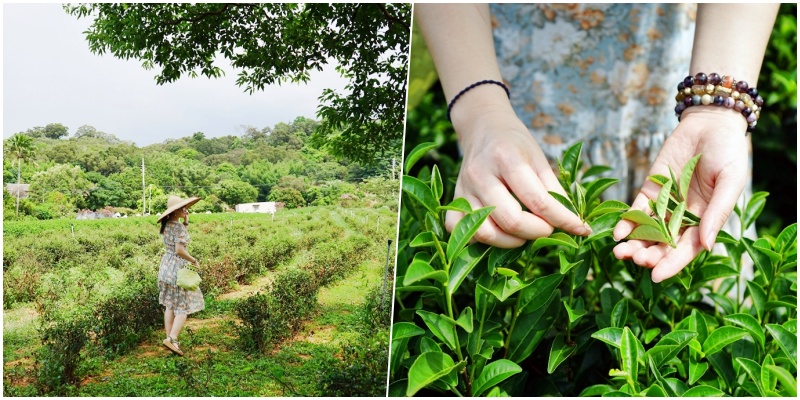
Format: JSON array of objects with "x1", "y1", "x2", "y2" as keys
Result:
[{"x1": 157, "y1": 195, "x2": 201, "y2": 222}]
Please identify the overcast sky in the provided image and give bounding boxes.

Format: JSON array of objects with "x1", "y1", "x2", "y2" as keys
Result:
[{"x1": 2, "y1": 3, "x2": 350, "y2": 146}]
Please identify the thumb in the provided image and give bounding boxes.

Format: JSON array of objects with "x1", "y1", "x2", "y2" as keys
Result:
[{"x1": 699, "y1": 174, "x2": 744, "y2": 251}]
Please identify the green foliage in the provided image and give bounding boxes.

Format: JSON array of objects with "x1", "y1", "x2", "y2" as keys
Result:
[
  {"x1": 318, "y1": 330, "x2": 390, "y2": 396},
  {"x1": 212, "y1": 179, "x2": 258, "y2": 207},
  {"x1": 65, "y1": 3, "x2": 410, "y2": 165},
  {"x1": 394, "y1": 143, "x2": 797, "y2": 396},
  {"x1": 268, "y1": 186, "x2": 305, "y2": 209},
  {"x1": 357, "y1": 284, "x2": 393, "y2": 334}
]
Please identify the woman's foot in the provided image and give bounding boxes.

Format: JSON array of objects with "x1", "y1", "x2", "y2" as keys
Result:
[{"x1": 162, "y1": 336, "x2": 183, "y2": 356}]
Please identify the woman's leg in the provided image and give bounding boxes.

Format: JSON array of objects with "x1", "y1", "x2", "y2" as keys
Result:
[
  {"x1": 164, "y1": 308, "x2": 174, "y2": 339},
  {"x1": 169, "y1": 313, "x2": 188, "y2": 340}
]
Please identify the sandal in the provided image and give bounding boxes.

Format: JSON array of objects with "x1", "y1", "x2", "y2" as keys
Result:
[{"x1": 162, "y1": 336, "x2": 184, "y2": 356}]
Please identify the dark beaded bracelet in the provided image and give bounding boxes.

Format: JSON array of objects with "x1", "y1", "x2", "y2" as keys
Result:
[
  {"x1": 675, "y1": 72, "x2": 762, "y2": 132},
  {"x1": 446, "y1": 80, "x2": 510, "y2": 121}
]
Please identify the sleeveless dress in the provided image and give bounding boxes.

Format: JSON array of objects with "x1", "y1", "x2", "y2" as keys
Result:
[
  {"x1": 158, "y1": 221, "x2": 205, "y2": 315},
  {"x1": 489, "y1": 3, "x2": 753, "y2": 244}
]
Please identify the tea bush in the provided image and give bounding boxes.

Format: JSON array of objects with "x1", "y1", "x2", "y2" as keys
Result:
[
  {"x1": 392, "y1": 142, "x2": 797, "y2": 397},
  {"x1": 319, "y1": 330, "x2": 390, "y2": 397},
  {"x1": 357, "y1": 284, "x2": 394, "y2": 335}
]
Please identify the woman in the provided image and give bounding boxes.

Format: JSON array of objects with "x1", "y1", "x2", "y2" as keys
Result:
[
  {"x1": 157, "y1": 195, "x2": 204, "y2": 356},
  {"x1": 415, "y1": 3, "x2": 779, "y2": 283}
]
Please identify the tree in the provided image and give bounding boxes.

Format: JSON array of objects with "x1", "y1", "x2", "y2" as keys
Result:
[
  {"x1": 213, "y1": 179, "x2": 258, "y2": 207},
  {"x1": 4, "y1": 134, "x2": 36, "y2": 216},
  {"x1": 29, "y1": 164, "x2": 93, "y2": 211},
  {"x1": 43, "y1": 123, "x2": 69, "y2": 139},
  {"x1": 268, "y1": 187, "x2": 305, "y2": 209},
  {"x1": 66, "y1": 3, "x2": 410, "y2": 165}
]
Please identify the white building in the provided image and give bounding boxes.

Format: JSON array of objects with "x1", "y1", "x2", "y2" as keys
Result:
[{"x1": 235, "y1": 202, "x2": 277, "y2": 214}]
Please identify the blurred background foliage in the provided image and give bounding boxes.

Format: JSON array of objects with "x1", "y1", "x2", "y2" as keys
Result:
[{"x1": 405, "y1": 3, "x2": 797, "y2": 234}]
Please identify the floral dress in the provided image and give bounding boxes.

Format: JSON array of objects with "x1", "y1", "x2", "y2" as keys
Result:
[
  {"x1": 158, "y1": 221, "x2": 205, "y2": 315},
  {"x1": 489, "y1": 3, "x2": 752, "y2": 243}
]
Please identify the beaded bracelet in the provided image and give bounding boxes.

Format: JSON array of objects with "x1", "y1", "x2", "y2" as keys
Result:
[
  {"x1": 447, "y1": 80, "x2": 510, "y2": 121},
  {"x1": 674, "y1": 72, "x2": 763, "y2": 132}
]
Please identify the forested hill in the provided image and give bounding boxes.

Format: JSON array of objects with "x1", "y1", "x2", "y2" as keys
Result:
[{"x1": 3, "y1": 116, "x2": 402, "y2": 220}]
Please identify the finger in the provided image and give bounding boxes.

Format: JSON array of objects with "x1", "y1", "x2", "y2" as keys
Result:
[
  {"x1": 650, "y1": 227, "x2": 703, "y2": 283},
  {"x1": 447, "y1": 194, "x2": 526, "y2": 248},
  {"x1": 613, "y1": 192, "x2": 652, "y2": 241},
  {"x1": 632, "y1": 244, "x2": 669, "y2": 269},
  {"x1": 476, "y1": 177, "x2": 557, "y2": 240},
  {"x1": 699, "y1": 174, "x2": 745, "y2": 251},
  {"x1": 504, "y1": 164, "x2": 591, "y2": 236},
  {"x1": 613, "y1": 239, "x2": 650, "y2": 261}
]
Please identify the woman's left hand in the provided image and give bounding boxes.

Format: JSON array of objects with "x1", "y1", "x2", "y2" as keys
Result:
[{"x1": 612, "y1": 107, "x2": 749, "y2": 282}]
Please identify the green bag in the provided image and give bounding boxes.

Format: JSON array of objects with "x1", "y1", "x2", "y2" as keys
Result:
[{"x1": 176, "y1": 265, "x2": 201, "y2": 291}]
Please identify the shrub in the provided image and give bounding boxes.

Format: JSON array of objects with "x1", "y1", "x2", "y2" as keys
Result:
[
  {"x1": 35, "y1": 307, "x2": 91, "y2": 394},
  {"x1": 357, "y1": 284, "x2": 393, "y2": 334},
  {"x1": 233, "y1": 292, "x2": 275, "y2": 353},
  {"x1": 319, "y1": 330, "x2": 390, "y2": 397}
]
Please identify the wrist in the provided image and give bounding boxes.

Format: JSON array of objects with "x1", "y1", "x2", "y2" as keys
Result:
[
  {"x1": 450, "y1": 86, "x2": 518, "y2": 142},
  {"x1": 679, "y1": 105, "x2": 748, "y2": 131}
]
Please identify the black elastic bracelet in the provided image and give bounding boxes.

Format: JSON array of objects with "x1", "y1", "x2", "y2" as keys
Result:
[{"x1": 446, "y1": 79, "x2": 510, "y2": 121}]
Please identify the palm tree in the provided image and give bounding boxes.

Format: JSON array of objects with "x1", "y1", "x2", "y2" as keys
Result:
[{"x1": 5, "y1": 133, "x2": 36, "y2": 217}]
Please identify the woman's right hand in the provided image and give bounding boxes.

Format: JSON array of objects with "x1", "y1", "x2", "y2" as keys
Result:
[{"x1": 446, "y1": 97, "x2": 592, "y2": 248}]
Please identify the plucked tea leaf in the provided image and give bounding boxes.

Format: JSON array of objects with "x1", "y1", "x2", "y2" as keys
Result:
[
  {"x1": 724, "y1": 314, "x2": 765, "y2": 349},
  {"x1": 472, "y1": 359, "x2": 522, "y2": 396},
  {"x1": 447, "y1": 206, "x2": 494, "y2": 263},
  {"x1": 620, "y1": 210, "x2": 660, "y2": 229},
  {"x1": 679, "y1": 154, "x2": 701, "y2": 201},
  {"x1": 765, "y1": 324, "x2": 797, "y2": 368},
  {"x1": 403, "y1": 176, "x2": 440, "y2": 216},
  {"x1": 406, "y1": 351, "x2": 463, "y2": 396},
  {"x1": 669, "y1": 201, "x2": 686, "y2": 243},
  {"x1": 404, "y1": 142, "x2": 438, "y2": 172},
  {"x1": 627, "y1": 225, "x2": 670, "y2": 243},
  {"x1": 438, "y1": 197, "x2": 473, "y2": 214},
  {"x1": 547, "y1": 334, "x2": 576, "y2": 374},
  {"x1": 648, "y1": 174, "x2": 670, "y2": 188},
  {"x1": 655, "y1": 179, "x2": 673, "y2": 219},
  {"x1": 702, "y1": 326, "x2": 747, "y2": 356}
]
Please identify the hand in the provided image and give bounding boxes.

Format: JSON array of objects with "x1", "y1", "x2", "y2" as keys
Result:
[
  {"x1": 613, "y1": 107, "x2": 749, "y2": 282},
  {"x1": 445, "y1": 106, "x2": 592, "y2": 248}
]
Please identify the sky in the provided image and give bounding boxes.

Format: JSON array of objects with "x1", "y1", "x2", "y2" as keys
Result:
[{"x1": 2, "y1": 3, "x2": 350, "y2": 146}]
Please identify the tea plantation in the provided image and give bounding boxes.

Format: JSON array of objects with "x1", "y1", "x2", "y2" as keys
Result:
[{"x1": 3, "y1": 206, "x2": 396, "y2": 396}]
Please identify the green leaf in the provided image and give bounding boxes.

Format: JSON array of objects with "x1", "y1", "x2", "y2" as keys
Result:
[
  {"x1": 508, "y1": 291, "x2": 560, "y2": 363},
  {"x1": 678, "y1": 154, "x2": 701, "y2": 201},
  {"x1": 655, "y1": 179, "x2": 673, "y2": 219},
  {"x1": 448, "y1": 243, "x2": 490, "y2": 297},
  {"x1": 621, "y1": 327, "x2": 640, "y2": 389},
  {"x1": 431, "y1": 164, "x2": 443, "y2": 201},
  {"x1": 579, "y1": 384, "x2": 616, "y2": 397},
  {"x1": 406, "y1": 351, "x2": 463, "y2": 396},
  {"x1": 582, "y1": 165, "x2": 613, "y2": 180},
  {"x1": 584, "y1": 177, "x2": 619, "y2": 206},
  {"x1": 584, "y1": 211, "x2": 622, "y2": 245},
  {"x1": 767, "y1": 298, "x2": 797, "y2": 312},
  {"x1": 611, "y1": 299, "x2": 629, "y2": 328},
  {"x1": 560, "y1": 142, "x2": 583, "y2": 187},
  {"x1": 644, "y1": 328, "x2": 661, "y2": 345},
  {"x1": 485, "y1": 276, "x2": 532, "y2": 302},
  {"x1": 392, "y1": 322, "x2": 425, "y2": 341},
  {"x1": 447, "y1": 206, "x2": 494, "y2": 263},
  {"x1": 746, "y1": 279, "x2": 768, "y2": 322},
  {"x1": 743, "y1": 191, "x2": 769, "y2": 230},
  {"x1": 648, "y1": 174, "x2": 670, "y2": 188},
  {"x1": 419, "y1": 336, "x2": 440, "y2": 353},
  {"x1": 404, "y1": 142, "x2": 438, "y2": 172},
  {"x1": 496, "y1": 267, "x2": 517, "y2": 277},
  {"x1": 668, "y1": 201, "x2": 686, "y2": 244},
  {"x1": 681, "y1": 385, "x2": 724, "y2": 397},
  {"x1": 547, "y1": 334, "x2": 576, "y2": 374},
  {"x1": 548, "y1": 191, "x2": 579, "y2": 216},
  {"x1": 564, "y1": 300, "x2": 588, "y2": 324},
  {"x1": 627, "y1": 225, "x2": 670, "y2": 243},
  {"x1": 688, "y1": 361, "x2": 709, "y2": 385},
  {"x1": 715, "y1": 230, "x2": 739, "y2": 245},
  {"x1": 518, "y1": 274, "x2": 564, "y2": 314},
  {"x1": 645, "y1": 383, "x2": 668, "y2": 397},
  {"x1": 775, "y1": 223, "x2": 797, "y2": 255},
  {"x1": 472, "y1": 359, "x2": 523, "y2": 396},
  {"x1": 765, "y1": 324, "x2": 797, "y2": 368},
  {"x1": 647, "y1": 354, "x2": 678, "y2": 397},
  {"x1": 648, "y1": 331, "x2": 698, "y2": 368},
  {"x1": 437, "y1": 197, "x2": 473, "y2": 214},
  {"x1": 403, "y1": 259, "x2": 447, "y2": 286},
  {"x1": 702, "y1": 326, "x2": 748, "y2": 356},
  {"x1": 558, "y1": 250, "x2": 583, "y2": 275},
  {"x1": 593, "y1": 327, "x2": 624, "y2": 348},
  {"x1": 691, "y1": 263, "x2": 739, "y2": 287},
  {"x1": 410, "y1": 231, "x2": 437, "y2": 248},
  {"x1": 620, "y1": 209, "x2": 661, "y2": 229},
  {"x1": 416, "y1": 311, "x2": 458, "y2": 351},
  {"x1": 456, "y1": 307, "x2": 474, "y2": 333},
  {"x1": 736, "y1": 357, "x2": 766, "y2": 397},
  {"x1": 531, "y1": 232, "x2": 579, "y2": 254},
  {"x1": 487, "y1": 242, "x2": 530, "y2": 275},
  {"x1": 754, "y1": 238, "x2": 782, "y2": 264},
  {"x1": 724, "y1": 314, "x2": 765, "y2": 349},
  {"x1": 762, "y1": 354, "x2": 777, "y2": 394},
  {"x1": 402, "y1": 176, "x2": 439, "y2": 216},
  {"x1": 764, "y1": 365, "x2": 798, "y2": 397},
  {"x1": 586, "y1": 200, "x2": 629, "y2": 220}
]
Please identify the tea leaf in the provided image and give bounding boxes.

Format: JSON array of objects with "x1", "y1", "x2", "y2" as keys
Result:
[
  {"x1": 754, "y1": 238, "x2": 782, "y2": 264},
  {"x1": 402, "y1": 176, "x2": 439, "y2": 216},
  {"x1": 764, "y1": 365, "x2": 798, "y2": 397},
  {"x1": 547, "y1": 334, "x2": 576, "y2": 374},
  {"x1": 392, "y1": 322, "x2": 425, "y2": 341},
  {"x1": 496, "y1": 267, "x2": 518, "y2": 277},
  {"x1": 487, "y1": 242, "x2": 530, "y2": 275},
  {"x1": 558, "y1": 251, "x2": 583, "y2": 275},
  {"x1": 742, "y1": 237, "x2": 775, "y2": 283},
  {"x1": 405, "y1": 351, "x2": 462, "y2": 396},
  {"x1": 592, "y1": 327, "x2": 624, "y2": 348},
  {"x1": 655, "y1": 179, "x2": 673, "y2": 219},
  {"x1": 518, "y1": 274, "x2": 564, "y2": 314},
  {"x1": 548, "y1": 191, "x2": 578, "y2": 216},
  {"x1": 584, "y1": 178, "x2": 619, "y2": 207},
  {"x1": 775, "y1": 223, "x2": 797, "y2": 255},
  {"x1": 647, "y1": 355, "x2": 679, "y2": 397},
  {"x1": 508, "y1": 291, "x2": 560, "y2": 363},
  {"x1": 668, "y1": 201, "x2": 686, "y2": 244},
  {"x1": 455, "y1": 307, "x2": 474, "y2": 333},
  {"x1": 691, "y1": 263, "x2": 739, "y2": 287},
  {"x1": 485, "y1": 275, "x2": 532, "y2": 303},
  {"x1": 403, "y1": 259, "x2": 447, "y2": 286},
  {"x1": 563, "y1": 300, "x2": 587, "y2": 324},
  {"x1": 405, "y1": 142, "x2": 439, "y2": 172},
  {"x1": 743, "y1": 192, "x2": 769, "y2": 230},
  {"x1": 586, "y1": 200, "x2": 629, "y2": 220},
  {"x1": 644, "y1": 327, "x2": 661, "y2": 344},
  {"x1": 679, "y1": 154, "x2": 701, "y2": 201},
  {"x1": 702, "y1": 326, "x2": 747, "y2": 356},
  {"x1": 736, "y1": 357, "x2": 766, "y2": 397},
  {"x1": 431, "y1": 164, "x2": 443, "y2": 201},
  {"x1": 688, "y1": 360, "x2": 709, "y2": 385},
  {"x1": 765, "y1": 324, "x2": 797, "y2": 368},
  {"x1": 762, "y1": 354, "x2": 777, "y2": 393},
  {"x1": 438, "y1": 197, "x2": 473, "y2": 214},
  {"x1": 416, "y1": 311, "x2": 458, "y2": 351},
  {"x1": 620, "y1": 327, "x2": 640, "y2": 390},
  {"x1": 668, "y1": 166, "x2": 680, "y2": 200},
  {"x1": 724, "y1": 313, "x2": 765, "y2": 350},
  {"x1": 681, "y1": 385, "x2": 724, "y2": 397},
  {"x1": 611, "y1": 299, "x2": 628, "y2": 328},
  {"x1": 714, "y1": 230, "x2": 739, "y2": 245},
  {"x1": 746, "y1": 281, "x2": 767, "y2": 322},
  {"x1": 560, "y1": 142, "x2": 583, "y2": 188},
  {"x1": 447, "y1": 243, "x2": 489, "y2": 298},
  {"x1": 648, "y1": 174, "x2": 670, "y2": 188},
  {"x1": 620, "y1": 209, "x2": 660, "y2": 229},
  {"x1": 419, "y1": 336, "x2": 440, "y2": 353},
  {"x1": 579, "y1": 384, "x2": 616, "y2": 397},
  {"x1": 447, "y1": 206, "x2": 494, "y2": 264},
  {"x1": 627, "y1": 225, "x2": 670, "y2": 244},
  {"x1": 410, "y1": 231, "x2": 436, "y2": 248},
  {"x1": 472, "y1": 359, "x2": 522, "y2": 396},
  {"x1": 531, "y1": 232, "x2": 579, "y2": 254},
  {"x1": 584, "y1": 211, "x2": 622, "y2": 245}
]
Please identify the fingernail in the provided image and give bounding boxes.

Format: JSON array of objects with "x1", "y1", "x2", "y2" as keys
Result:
[
  {"x1": 705, "y1": 232, "x2": 716, "y2": 251},
  {"x1": 576, "y1": 223, "x2": 592, "y2": 236}
]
